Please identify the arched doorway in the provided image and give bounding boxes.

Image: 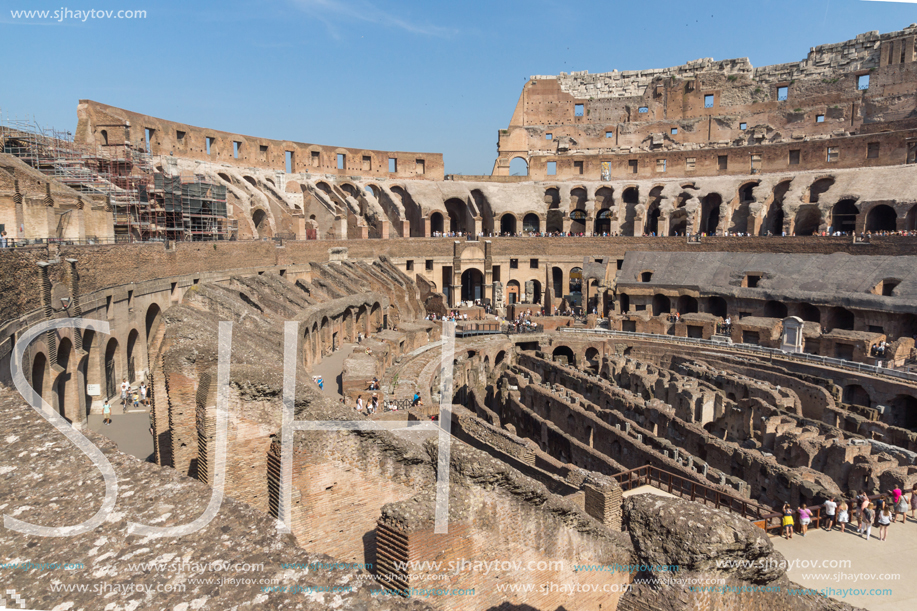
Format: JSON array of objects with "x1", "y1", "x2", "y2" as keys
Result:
[
  {"x1": 652, "y1": 294, "x2": 671, "y2": 316},
  {"x1": 145, "y1": 303, "x2": 162, "y2": 346},
  {"x1": 500, "y1": 214, "x2": 517, "y2": 235},
  {"x1": 701, "y1": 194, "x2": 722, "y2": 234},
  {"x1": 808, "y1": 177, "x2": 835, "y2": 203},
  {"x1": 430, "y1": 212, "x2": 444, "y2": 234},
  {"x1": 831, "y1": 199, "x2": 859, "y2": 234},
  {"x1": 55, "y1": 338, "x2": 75, "y2": 421},
  {"x1": 531, "y1": 280, "x2": 542, "y2": 305},
  {"x1": 126, "y1": 329, "x2": 140, "y2": 384},
  {"x1": 31, "y1": 352, "x2": 48, "y2": 407},
  {"x1": 545, "y1": 188, "x2": 562, "y2": 233},
  {"x1": 866, "y1": 204, "x2": 897, "y2": 232},
  {"x1": 842, "y1": 384, "x2": 870, "y2": 407},
  {"x1": 461, "y1": 268, "x2": 484, "y2": 302},
  {"x1": 585, "y1": 347, "x2": 600, "y2": 370},
  {"x1": 794, "y1": 205, "x2": 821, "y2": 236},
  {"x1": 552, "y1": 267, "x2": 563, "y2": 298},
  {"x1": 621, "y1": 187, "x2": 639, "y2": 236},
  {"x1": 595, "y1": 209, "x2": 613, "y2": 235},
  {"x1": 797, "y1": 303, "x2": 821, "y2": 323},
  {"x1": 889, "y1": 395, "x2": 917, "y2": 430},
  {"x1": 252, "y1": 209, "x2": 271, "y2": 238},
  {"x1": 708, "y1": 296, "x2": 728, "y2": 318},
  {"x1": 104, "y1": 338, "x2": 120, "y2": 400},
  {"x1": 570, "y1": 210, "x2": 586, "y2": 234},
  {"x1": 444, "y1": 198, "x2": 468, "y2": 234},
  {"x1": 569, "y1": 268, "x2": 583, "y2": 296},
  {"x1": 827, "y1": 307, "x2": 855, "y2": 331},
  {"x1": 523, "y1": 213, "x2": 540, "y2": 233},
  {"x1": 552, "y1": 346, "x2": 575, "y2": 365},
  {"x1": 764, "y1": 181, "x2": 790, "y2": 235},
  {"x1": 677, "y1": 295, "x2": 699, "y2": 314},
  {"x1": 506, "y1": 280, "x2": 520, "y2": 305},
  {"x1": 763, "y1": 301, "x2": 788, "y2": 318}
]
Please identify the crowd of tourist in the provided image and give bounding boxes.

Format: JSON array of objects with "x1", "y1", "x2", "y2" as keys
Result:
[
  {"x1": 780, "y1": 486, "x2": 917, "y2": 541},
  {"x1": 426, "y1": 229, "x2": 917, "y2": 239}
]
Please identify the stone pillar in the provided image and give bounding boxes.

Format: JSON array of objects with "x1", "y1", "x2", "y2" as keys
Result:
[
  {"x1": 543, "y1": 264, "x2": 554, "y2": 315},
  {"x1": 451, "y1": 240, "x2": 462, "y2": 307},
  {"x1": 584, "y1": 475, "x2": 623, "y2": 531},
  {"x1": 378, "y1": 219, "x2": 389, "y2": 240},
  {"x1": 423, "y1": 217, "x2": 430, "y2": 238}
]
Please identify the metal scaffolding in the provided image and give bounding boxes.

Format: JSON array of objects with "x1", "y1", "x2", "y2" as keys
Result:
[{"x1": 1, "y1": 114, "x2": 236, "y2": 242}]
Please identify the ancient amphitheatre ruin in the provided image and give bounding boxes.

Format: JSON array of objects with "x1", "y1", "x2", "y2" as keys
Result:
[{"x1": 2, "y1": 23, "x2": 917, "y2": 611}]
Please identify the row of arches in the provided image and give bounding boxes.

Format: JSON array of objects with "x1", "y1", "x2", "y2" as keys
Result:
[{"x1": 301, "y1": 302, "x2": 384, "y2": 370}]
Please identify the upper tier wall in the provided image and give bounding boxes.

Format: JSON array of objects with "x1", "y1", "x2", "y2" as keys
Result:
[{"x1": 75, "y1": 100, "x2": 445, "y2": 180}]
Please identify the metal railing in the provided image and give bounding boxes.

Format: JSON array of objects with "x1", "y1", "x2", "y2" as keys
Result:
[
  {"x1": 559, "y1": 328, "x2": 917, "y2": 383},
  {"x1": 612, "y1": 464, "x2": 771, "y2": 520}
]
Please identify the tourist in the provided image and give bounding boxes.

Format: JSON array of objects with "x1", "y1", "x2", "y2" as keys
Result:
[
  {"x1": 798, "y1": 503, "x2": 812, "y2": 536},
  {"x1": 0, "y1": 231, "x2": 7, "y2": 248},
  {"x1": 862, "y1": 503, "x2": 875, "y2": 540},
  {"x1": 140, "y1": 382, "x2": 148, "y2": 406},
  {"x1": 878, "y1": 507, "x2": 891, "y2": 541},
  {"x1": 910, "y1": 486, "x2": 917, "y2": 521},
  {"x1": 120, "y1": 378, "x2": 130, "y2": 407},
  {"x1": 782, "y1": 503, "x2": 794, "y2": 539},
  {"x1": 856, "y1": 491, "x2": 869, "y2": 531},
  {"x1": 356, "y1": 395, "x2": 363, "y2": 412},
  {"x1": 875, "y1": 494, "x2": 888, "y2": 517},
  {"x1": 837, "y1": 501, "x2": 849, "y2": 533},
  {"x1": 412, "y1": 391, "x2": 421, "y2": 406},
  {"x1": 317, "y1": 376, "x2": 323, "y2": 390},
  {"x1": 895, "y1": 489, "x2": 909, "y2": 522},
  {"x1": 370, "y1": 394, "x2": 378, "y2": 414},
  {"x1": 132, "y1": 391, "x2": 140, "y2": 410},
  {"x1": 102, "y1": 400, "x2": 111, "y2": 426},
  {"x1": 823, "y1": 496, "x2": 836, "y2": 531}
]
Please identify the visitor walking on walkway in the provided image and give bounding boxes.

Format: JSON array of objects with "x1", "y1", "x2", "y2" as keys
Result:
[
  {"x1": 895, "y1": 489, "x2": 908, "y2": 523},
  {"x1": 910, "y1": 486, "x2": 917, "y2": 521},
  {"x1": 103, "y1": 400, "x2": 111, "y2": 426},
  {"x1": 120, "y1": 378, "x2": 130, "y2": 407}
]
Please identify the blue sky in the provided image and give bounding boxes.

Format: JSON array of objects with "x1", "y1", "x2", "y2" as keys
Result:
[{"x1": 2, "y1": 0, "x2": 916, "y2": 175}]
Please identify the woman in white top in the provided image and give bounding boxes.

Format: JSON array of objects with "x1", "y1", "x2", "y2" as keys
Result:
[
  {"x1": 877, "y1": 508, "x2": 891, "y2": 541},
  {"x1": 356, "y1": 396, "x2": 364, "y2": 411}
]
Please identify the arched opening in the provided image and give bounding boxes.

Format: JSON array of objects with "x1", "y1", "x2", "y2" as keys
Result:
[
  {"x1": 552, "y1": 346, "x2": 575, "y2": 366},
  {"x1": 842, "y1": 384, "x2": 871, "y2": 407},
  {"x1": 827, "y1": 307, "x2": 855, "y2": 331},
  {"x1": 444, "y1": 198, "x2": 468, "y2": 234},
  {"x1": 793, "y1": 205, "x2": 821, "y2": 236},
  {"x1": 585, "y1": 347, "x2": 600, "y2": 370},
  {"x1": 889, "y1": 395, "x2": 917, "y2": 430},
  {"x1": 509, "y1": 157, "x2": 529, "y2": 176},
  {"x1": 500, "y1": 214, "x2": 517, "y2": 235},
  {"x1": 430, "y1": 212, "x2": 444, "y2": 234},
  {"x1": 104, "y1": 338, "x2": 120, "y2": 400},
  {"x1": 763, "y1": 301, "x2": 788, "y2": 318},
  {"x1": 146, "y1": 303, "x2": 162, "y2": 346},
  {"x1": 652, "y1": 294, "x2": 671, "y2": 316},
  {"x1": 797, "y1": 303, "x2": 821, "y2": 323},
  {"x1": 739, "y1": 182, "x2": 756, "y2": 203},
  {"x1": 495, "y1": 350, "x2": 506, "y2": 367},
  {"x1": 569, "y1": 210, "x2": 587, "y2": 234},
  {"x1": 552, "y1": 267, "x2": 564, "y2": 297},
  {"x1": 80, "y1": 330, "x2": 94, "y2": 415},
  {"x1": 808, "y1": 177, "x2": 835, "y2": 204},
  {"x1": 126, "y1": 329, "x2": 139, "y2": 384},
  {"x1": 865, "y1": 204, "x2": 897, "y2": 232},
  {"x1": 595, "y1": 208, "x2": 613, "y2": 235},
  {"x1": 506, "y1": 280, "x2": 520, "y2": 305},
  {"x1": 621, "y1": 187, "x2": 639, "y2": 236},
  {"x1": 523, "y1": 213, "x2": 540, "y2": 233},
  {"x1": 342, "y1": 308, "x2": 353, "y2": 342},
  {"x1": 676, "y1": 295, "x2": 699, "y2": 314},
  {"x1": 531, "y1": 280, "x2": 542, "y2": 305},
  {"x1": 832, "y1": 199, "x2": 859, "y2": 234},
  {"x1": 461, "y1": 268, "x2": 485, "y2": 302},
  {"x1": 708, "y1": 296, "x2": 728, "y2": 318},
  {"x1": 31, "y1": 352, "x2": 48, "y2": 406},
  {"x1": 595, "y1": 186, "x2": 614, "y2": 210},
  {"x1": 252, "y1": 209, "x2": 272, "y2": 238},
  {"x1": 55, "y1": 338, "x2": 74, "y2": 421},
  {"x1": 764, "y1": 181, "x2": 790, "y2": 235},
  {"x1": 645, "y1": 201, "x2": 661, "y2": 236},
  {"x1": 701, "y1": 194, "x2": 722, "y2": 235},
  {"x1": 569, "y1": 267, "x2": 583, "y2": 296},
  {"x1": 545, "y1": 188, "x2": 562, "y2": 233},
  {"x1": 369, "y1": 304, "x2": 383, "y2": 333}
]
